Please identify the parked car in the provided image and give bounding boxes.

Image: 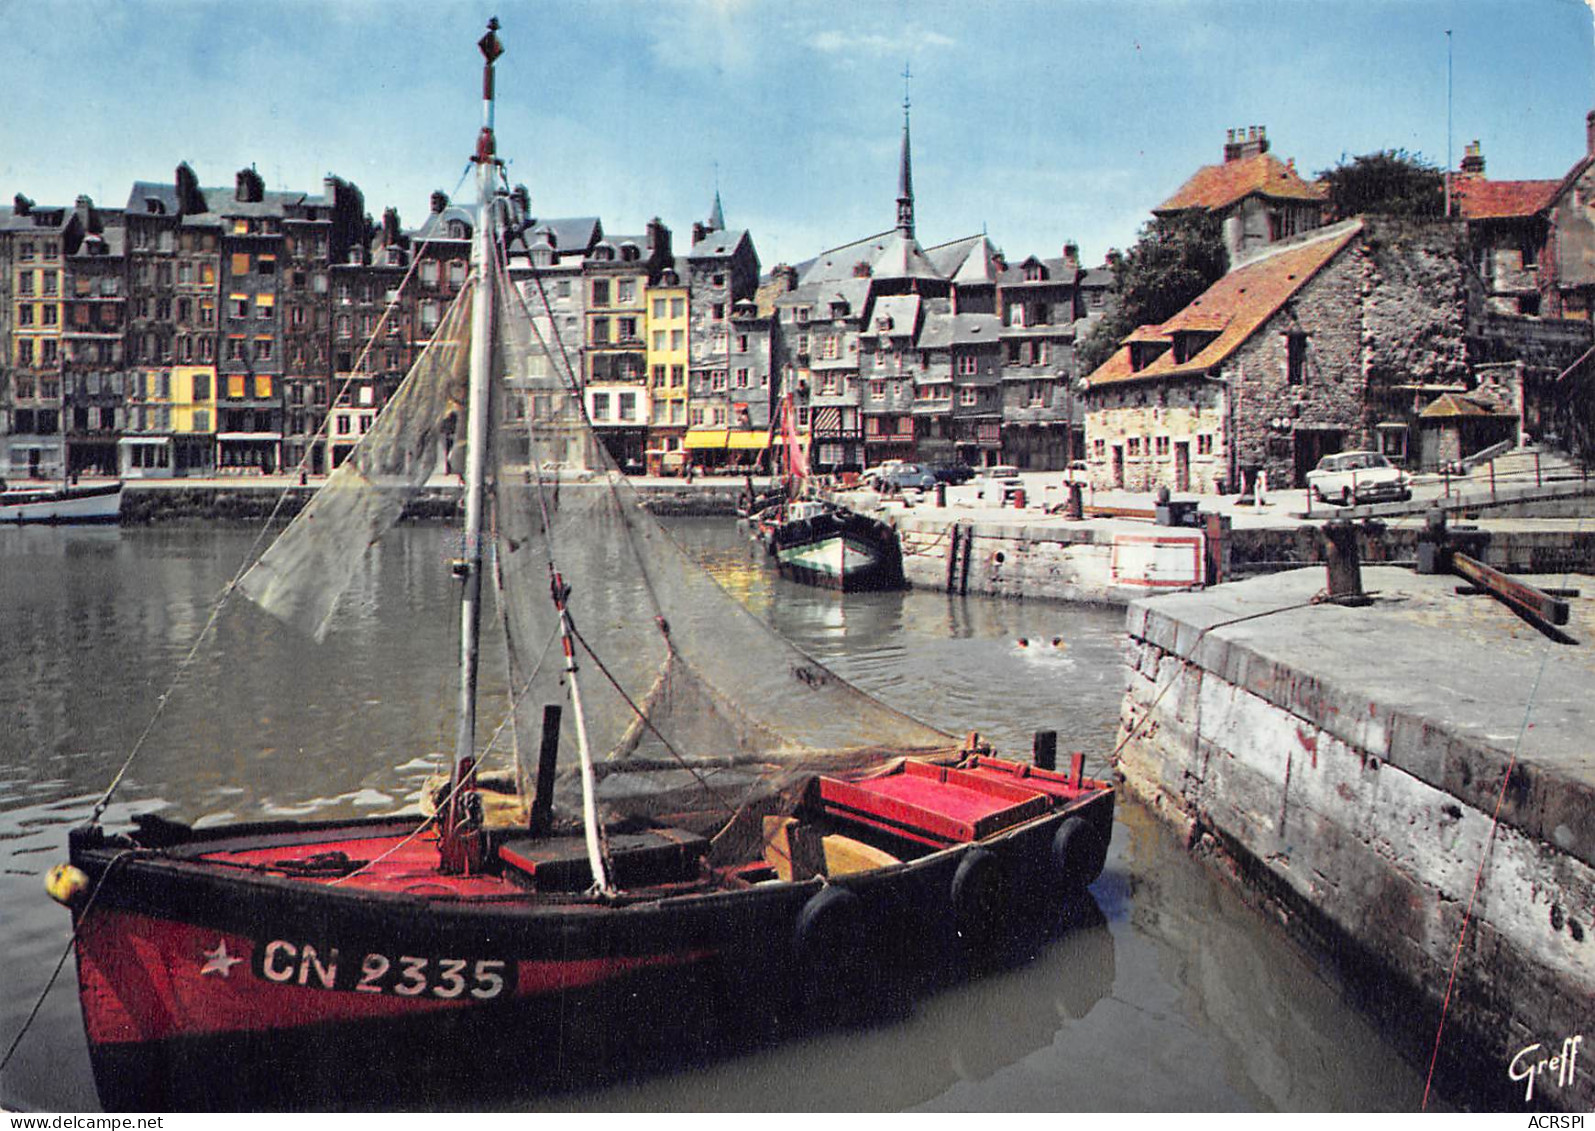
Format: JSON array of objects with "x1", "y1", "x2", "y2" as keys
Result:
[
  {"x1": 1305, "y1": 450, "x2": 1412, "y2": 505},
  {"x1": 979, "y1": 464, "x2": 1021, "y2": 481},
  {"x1": 874, "y1": 462, "x2": 937, "y2": 492},
  {"x1": 859, "y1": 460, "x2": 905, "y2": 488},
  {"x1": 928, "y1": 462, "x2": 976, "y2": 485}
]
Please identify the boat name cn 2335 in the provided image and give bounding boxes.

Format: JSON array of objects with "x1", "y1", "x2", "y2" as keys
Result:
[{"x1": 249, "y1": 938, "x2": 514, "y2": 999}]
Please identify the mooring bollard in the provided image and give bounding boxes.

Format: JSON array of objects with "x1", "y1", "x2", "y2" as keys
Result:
[
  {"x1": 1322, "y1": 520, "x2": 1367, "y2": 603},
  {"x1": 1033, "y1": 729, "x2": 1057, "y2": 772}
]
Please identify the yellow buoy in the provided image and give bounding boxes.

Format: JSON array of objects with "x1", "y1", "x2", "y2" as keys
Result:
[{"x1": 46, "y1": 863, "x2": 90, "y2": 908}]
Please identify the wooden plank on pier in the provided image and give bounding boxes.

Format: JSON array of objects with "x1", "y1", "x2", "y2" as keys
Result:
[{"x1": 1451, "y1": 552, "x2": 1570, "y2": 626}]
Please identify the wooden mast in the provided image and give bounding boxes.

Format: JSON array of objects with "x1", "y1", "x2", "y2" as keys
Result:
[{"x1": 440, "y1": 17, "x2": 503, "y2": 874}]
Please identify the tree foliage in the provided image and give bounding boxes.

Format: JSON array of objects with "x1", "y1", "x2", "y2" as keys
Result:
[
  {"x1": 1317, "y1": 150, "x2": 1445, "y2": 220},
  {"x1": 1076, "y1": 211, "x2": 1227, "y2": 376}
]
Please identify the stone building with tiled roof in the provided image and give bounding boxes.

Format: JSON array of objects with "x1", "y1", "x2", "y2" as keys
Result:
[
  {"x1": 1155, "y1": 126, "x2": 1325, "y2": 266},
  {"x1": 1083, "y1": 217, "x2": 1474, "y2": 492},
  {"x1": 1451, "y1": 110, "x2": 1595, "y2": 322}
]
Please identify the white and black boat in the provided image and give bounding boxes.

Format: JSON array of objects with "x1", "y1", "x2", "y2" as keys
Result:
[{"x1": 0, "y1": 481, "x2": 122, "y2": 524}]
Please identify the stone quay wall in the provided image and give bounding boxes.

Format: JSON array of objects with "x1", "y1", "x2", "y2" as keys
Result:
[
  {"x1": 117, "y1": 479, "x2": 752, "y2": 523},
  {"x1": 1115, "y1": 569, "x2": 1595, "y2": 1112}
]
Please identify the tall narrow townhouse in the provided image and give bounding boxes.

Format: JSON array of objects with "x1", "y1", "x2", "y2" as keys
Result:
[
  {"x1": 684, "y1": 199, "x2": 761, "y2": 469},
  {"x1": 4, "y1": 198, "x2": 79, "y2": 480},
  {"x1": 281, "y1": 176, "x2": 362, "y2": 475},
  {"x1": 122, "y1": 173, "x2": 186, "y2": 476},
  {"x1": 62, "y1": 197, "x2": 128, "y2": 477},
  {"x1": 504, "y1": 215, "x2": 600, "y2": 465},
  {"x1": 583, "y1": 218, "x2": 672, "y2": 470},
  {"x1": 645, "y1": 258, "x2": 690, "y2": 473},
  {"x1": 995, "y1": 245, "x2": 1085, "y2": 469},
  {"x1": 217, "y1": 168, "x2": 286, "y2": 474}
]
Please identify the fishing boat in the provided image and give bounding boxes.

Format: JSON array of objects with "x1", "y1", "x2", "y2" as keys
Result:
[
  {"x1": 48, "y1": 23, "x2": 1113, "y2": 1110},
  {"x1": 749, "y1": 388, "x2": 904, "y2": 592},
  {"x1": 0, "y1": 481, "x2": 122, "y2": 524}
]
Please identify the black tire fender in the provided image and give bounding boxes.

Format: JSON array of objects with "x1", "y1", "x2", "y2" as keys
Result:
[
  {"x1": 950, "y1": 847, "x2": 1008, "y2": 955},
  {"x1": 793, "y1": 885, "x2": 867, "y2": 1013},
  {"x1": 1052, "y1": 815, "x2": 1107, "y2": 892}
]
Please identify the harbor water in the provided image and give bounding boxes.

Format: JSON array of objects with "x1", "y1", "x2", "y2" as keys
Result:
[{"x1": 0, "y1": 520, "x2": 1434, "y2": 1111}]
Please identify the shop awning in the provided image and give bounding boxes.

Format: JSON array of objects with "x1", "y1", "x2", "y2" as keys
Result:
[
  {"x1": 726, "y1": 432, "x2": 770, "y2": 450},
  {"x1": 684, "y1": 429, "x2": 729, "y2": 450}
]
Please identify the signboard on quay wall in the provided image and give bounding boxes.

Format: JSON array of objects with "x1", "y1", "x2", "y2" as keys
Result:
[{"x1": 1110, "y1": 532, "x2": 1206, "y2": 588}]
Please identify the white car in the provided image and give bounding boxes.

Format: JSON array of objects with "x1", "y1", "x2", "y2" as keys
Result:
[{"x1": 1306, "y1": 450, "x2": 1411, "y2": 505}]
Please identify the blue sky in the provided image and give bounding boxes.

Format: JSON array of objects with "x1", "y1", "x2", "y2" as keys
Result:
[{"x1": 3, "y1": 0, "x2": 1592, "y2": 269}]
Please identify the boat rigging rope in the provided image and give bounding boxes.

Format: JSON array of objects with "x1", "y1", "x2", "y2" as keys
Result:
[{"x1": 567, "y1": 622, "x2": 741, "y2": 819}]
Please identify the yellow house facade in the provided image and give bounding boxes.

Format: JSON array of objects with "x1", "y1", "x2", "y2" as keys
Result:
[{"x1": 645, "y1": 279, "x2": 690, "y2": 473}]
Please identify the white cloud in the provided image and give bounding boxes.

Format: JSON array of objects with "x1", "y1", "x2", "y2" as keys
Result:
[{"x1": 808, "y1": 28, "x2": 957, "y2": 57}]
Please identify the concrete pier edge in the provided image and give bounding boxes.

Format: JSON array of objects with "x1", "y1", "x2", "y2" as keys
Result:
[{"x1": 1116, "y1": 567, "x2": 1595, "y2": 1112}]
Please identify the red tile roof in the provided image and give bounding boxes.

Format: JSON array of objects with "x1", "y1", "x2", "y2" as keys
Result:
[
  {"x1": 1155, "y1": 152, "x2": 1325, "y2": 214},
  {"x1": 1085, "y1": 222, "x2": 1362, "y2": 390},
  {"x1": 1419, "y1": 392, "x2": 1511, "y2": 418},
  {"x1": 1451, "y1": 177, "x2": 1560, "y2": 220}
]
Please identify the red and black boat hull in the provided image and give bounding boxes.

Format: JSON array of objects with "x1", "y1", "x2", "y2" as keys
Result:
[{"x1": 67, "y1": 785, "x2": 1112, "y2": 1109}]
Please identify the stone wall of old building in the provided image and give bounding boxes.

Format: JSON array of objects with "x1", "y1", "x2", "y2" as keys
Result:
[
  {"x1": 1231, "y1": 219, "x2": 1470, "y2": 489},
  {"x1": 1548, "y1": 154, "x2": 1595, "y2": 316},
  {"x1": 1084, "y1": 379, "x2": 1227, "y2": 493}
]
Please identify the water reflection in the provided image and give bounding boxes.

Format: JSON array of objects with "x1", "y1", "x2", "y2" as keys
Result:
[{"x1": 0, "y1": 522, "x2": 1436, "y2": 1112}]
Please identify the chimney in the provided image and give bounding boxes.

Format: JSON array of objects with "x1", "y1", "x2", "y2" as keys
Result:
[
  {"x1": 382, "y1": 207, "x2": 401, "y2": 245},
  {"x1": 176, "y1": 163, "x2": 206, "y2": 215},
  {"x1": 1460, "y1": 140, "x2": 1486, "y2": 178},
  {"x1": 646, "y1": 216, "x2": 672, "y2": 262},
  {"x1": 691, "y1": 221, "x2": 707, "y2": 246},
  {"x1": 772, "y1": 264, "x2": 798, "y2": 292},
  {"x1": 75, "y1": 194, "x2": 95, "y2": 229},
  {"x1": 1225, "y1": 125, "x2": 1269, "y2": 162},
  {"x1": 1062, "y1": 241, "x2": 1080, "y2": 269},
  {"x1": 430, "y1": 190, "x2": 449, "y2": 214},
  {"x1": 235, "y1": 166, "x2": 264, "y2": 203},
  {"x1": 512, "y1": 183, "x2": 530, "y2": 220},
  {"x1": 1587, "y1": 109, "x2": 1595, "y2": 159}
]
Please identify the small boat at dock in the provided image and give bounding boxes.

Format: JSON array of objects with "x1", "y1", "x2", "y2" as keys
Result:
[{"x1": 0, "y1": 482, "x2": 122, "y2": 524}]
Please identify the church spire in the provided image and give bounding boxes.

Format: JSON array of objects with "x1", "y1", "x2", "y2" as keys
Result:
[
  {"x1": 896, "y1": 62, "x2": 914, "y2": 239},
  {"x1": 707, "y1": 161, "x2": 725, "y2": 233}
]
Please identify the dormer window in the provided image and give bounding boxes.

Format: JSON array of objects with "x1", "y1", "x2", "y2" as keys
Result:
[
  {"x1": 1171, "y1": 330, "x2": 1219, "y2": 365},
  {"x1": 447, "y1": 219, "x2": 468, "y2": 239},
  {"x1": 1024, "y1": 262, "x2": 1044, "y2": 282},
  {"x1": 1129, "y1": 341, "x2": 1170, "y2": 373},
  {"x1": 875, "y1": 315, "x2": 893, "y2": 332}
]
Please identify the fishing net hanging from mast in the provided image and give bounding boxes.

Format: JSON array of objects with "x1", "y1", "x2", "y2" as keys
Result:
[
  {"x1": 237, "y1": 284, "x2": 475, "y2": 640},
  {"x1": 487, "y1": 258, "x2": 956, "y2": 837}
]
